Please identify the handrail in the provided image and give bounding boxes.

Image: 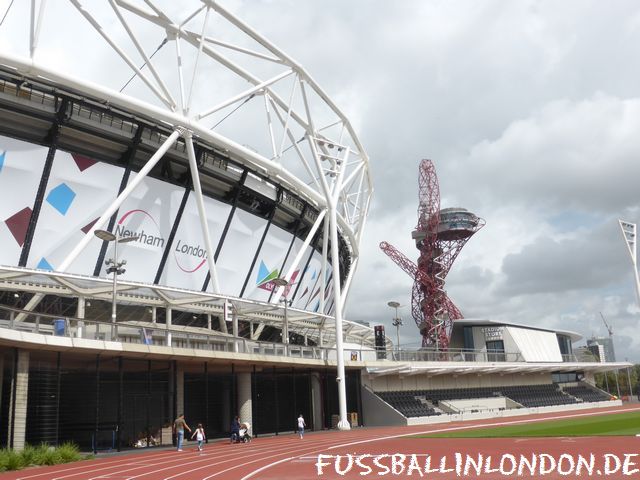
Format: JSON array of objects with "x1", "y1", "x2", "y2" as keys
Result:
[{"x1": 0, "y1": 303, "x2": 598, "y2": 364}]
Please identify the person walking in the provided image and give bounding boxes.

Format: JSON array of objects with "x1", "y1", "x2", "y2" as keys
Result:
[
  {"x1": 297, "y1": 413, "x2": 306, "y2": 439},
  {"x1": 230, "y1": 415, "x2": 240, "y2": 443},
  {"x1": 191, "y1": 423, "x2": 206, "y2": 452},
  {"x1": 173, "y1": 413, "x2": 191, "y2": 451}
]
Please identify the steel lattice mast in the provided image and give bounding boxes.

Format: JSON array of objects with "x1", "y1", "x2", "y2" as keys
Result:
[{"x1": 380, "y1": 159, "x2": 485, "y2": 348}]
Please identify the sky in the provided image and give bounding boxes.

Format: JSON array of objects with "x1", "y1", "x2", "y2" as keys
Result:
[
  {"x1": 2, "y1": 0, "x2": 640, "y2": 361},
  {"x1": 230, "y1": 0, "x2": 640, "y2": 361}
]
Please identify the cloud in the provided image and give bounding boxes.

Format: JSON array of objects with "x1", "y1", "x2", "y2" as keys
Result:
[{"x1": 4, "y1": 0, "x2": 640, "y2": 362}]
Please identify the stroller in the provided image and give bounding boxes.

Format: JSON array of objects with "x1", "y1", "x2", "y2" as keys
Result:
[{"x1": 237, "y1": 422, "x2": 252, "y2": 443}]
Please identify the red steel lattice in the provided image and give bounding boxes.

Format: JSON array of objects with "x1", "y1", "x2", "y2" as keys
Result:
[{"x1": 380, "y1": 159, "x2": 484, "y2": 348}]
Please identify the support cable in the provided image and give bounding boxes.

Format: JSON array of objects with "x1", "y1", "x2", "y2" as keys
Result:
[
  {"x1": 210, "y1": 93, "x2": 255, "y2": 130},
  {"x1": 119, "y1": 37, "x2": 168, "y2": 93},
  {"x1": 0, "y1": 0, "x2": 14, "y2": 27}
]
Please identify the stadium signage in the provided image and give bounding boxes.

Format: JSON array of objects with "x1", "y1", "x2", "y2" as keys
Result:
[
  {"x1": 174, "y1": 240, "x2": 207, "y2": 259},
  {"x1": 173, "y1": 239, "x2": 208, "y2": 273},
  {"x1": 480, "y1": 327, "x2": 503, "y2": 340},
  {"x1": 116, "y1": 209, "x2": 165, "y2": 249},
  {"x1": 115, "y1": 224, "x2": 165, "y2": 248}
]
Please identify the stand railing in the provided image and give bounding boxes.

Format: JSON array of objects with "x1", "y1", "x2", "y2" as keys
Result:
[{"x1": 0, "y1": 304, "x2": 595, "y2": 363}]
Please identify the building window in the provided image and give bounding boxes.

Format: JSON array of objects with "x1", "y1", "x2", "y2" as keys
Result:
[
  {"x1": 486, "y1": 340, "x2": 505, "y2": 362},
  {"x1": 557, "y1": 335, "x2": 573, "y2": 356},
  {"x1": 552, "y1": 372, "x2": 579, "y2": 383},
  {"x1": 463, "y1": 326, "x2": 474, "y2": 350}
]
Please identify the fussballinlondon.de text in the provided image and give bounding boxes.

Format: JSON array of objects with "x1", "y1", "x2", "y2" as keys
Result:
[{"x1": 315, "y1": 453, "x2": 640, "y2": 477}]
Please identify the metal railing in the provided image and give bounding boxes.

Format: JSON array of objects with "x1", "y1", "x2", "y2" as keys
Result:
[
  {"x1": 0, "y1": 304, "x2": 594, "y2": 364},
  {"x1": 385, "y1": 348, "x2": 524, "y2": 363},
  {"x1": 0, "y1": 304, "x2": 330, "y2": 360}
]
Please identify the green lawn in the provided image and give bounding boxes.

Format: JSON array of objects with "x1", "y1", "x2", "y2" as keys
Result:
[{"x1": 419, "y1": 411, "x2": 640, "y2": 438}]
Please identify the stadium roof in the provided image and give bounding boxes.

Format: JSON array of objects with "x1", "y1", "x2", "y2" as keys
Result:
[
  {"x1": 366, "y1": 360, "x2": 632, "y2": 377},
  {"x1": 0, "y1": 265, "x2": 376, "y2": 348}
]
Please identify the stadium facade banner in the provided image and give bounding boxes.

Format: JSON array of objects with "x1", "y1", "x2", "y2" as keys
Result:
[
  {"x1": 0, "y1": 136, "x2": 48, "y2": 267},
  {"x1": 293, "y1": 250, "x2": 334, "y2": 312},
  {"x1": 0, "y1": 134, "x2": 336, "y2": 313},
  {"x1": 112, "y1": 172, "x2": 182, "y2": 284},
  {"x1": 159, "y1": 191, "x2": 232, "y2": 292},
  {"x1": 29, "y1": 149, "x2": 125, "y2": 274},
  {"x1": 216, "y1": 208, "x2": 269, "y2": 297},
  {"x1": 245, "y1": 223, "x2": 296, "y2": 302}
]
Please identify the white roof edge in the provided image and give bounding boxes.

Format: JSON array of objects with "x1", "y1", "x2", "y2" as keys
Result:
[{"x1": 454, "y1": 318, "x2": 583, "y2": 342}]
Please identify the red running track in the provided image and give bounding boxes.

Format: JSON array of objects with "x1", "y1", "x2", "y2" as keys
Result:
[{"x1": 3, "y1": 404, "x2": 640, "y2": 480}]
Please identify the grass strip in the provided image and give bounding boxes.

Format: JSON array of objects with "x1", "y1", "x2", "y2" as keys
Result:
[{"x1": 417, "y1": 411, "x2": 640, "y2": 438}]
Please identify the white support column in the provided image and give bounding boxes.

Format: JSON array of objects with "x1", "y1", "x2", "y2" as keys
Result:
[
  {"x1": 166, "y1": 307, "x2": 172, "y2": 347},
  {"x1": 77, "y1": 296, "x2": 85, "y2": 339},
  {"x1": 232, "y1": 310, "x2": 239, "y2": 353},
  {"x1": 328, "y1": 148, "x2": 350, "y2": 431},
  {"x1": 237, "y1": 372, "x2": 252, "y2": 428},
  {"x1": 10, "y1": 350, "x2": 29, "y2": 451},
  {"x1": 185, "y1": 132, "x2": 220, "y2": 293},
  {"x1": 219, "y1": 310, "x2": 227, "y2": 334},
  {"x1": 77, "y1": 296, "x2": 85, "y2": 318},
  {"x1": 311, "y1": 373, "x2": 322, "y2": 432},
  {"x1": 329, "y1": 202, "x2": 349, "y2": 430}
]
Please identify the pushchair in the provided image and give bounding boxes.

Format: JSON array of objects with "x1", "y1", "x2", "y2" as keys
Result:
[{"x1": 238, "y1": 422, "x2": 252, "y2": 443}]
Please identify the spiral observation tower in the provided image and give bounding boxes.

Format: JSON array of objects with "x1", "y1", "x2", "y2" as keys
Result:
[
  {"x1": 380, "y1": 159, "x2": 484, "y2": 348},
  {"x1": 0, "y1": 0, "x2": 372, "y2": 440}
]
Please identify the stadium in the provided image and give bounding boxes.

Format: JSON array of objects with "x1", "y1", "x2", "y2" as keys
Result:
[{"x1": 0, "y1": 0, "x2": 632, "y2": 457}]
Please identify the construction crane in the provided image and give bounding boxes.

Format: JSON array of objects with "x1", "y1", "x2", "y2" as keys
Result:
[
  {"x1": 379, "y1": 159, "x2": 485, "y2": 348},
  {"x1": 600, "y1": 312, "x2": 613, "y2": 337}
]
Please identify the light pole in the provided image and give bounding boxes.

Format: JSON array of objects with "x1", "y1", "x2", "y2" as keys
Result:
[
  {"x1": 619, "y1": 220, "x2": 640, "y2": 308},
  {"x1": 387, "y1": 301, "x2": 402, "y2": 355},
  {"x1": 273, "y1": 278, "x2": 291, "y2": 349},
  {"x1": 94, "y1": 229, "x2": 138, "y2": 339}
]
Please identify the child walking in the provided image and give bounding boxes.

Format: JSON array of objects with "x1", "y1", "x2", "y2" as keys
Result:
[
  {"x1": 191, "y1": 423, "x2": 206, "y2": 451},
  {"x1": 297, "y1": 414, "x2": 306, "y2": 439}
]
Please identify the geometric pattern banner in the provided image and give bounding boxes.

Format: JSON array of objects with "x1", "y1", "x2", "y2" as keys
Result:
[{"x1": 4, "y1": 206, "x2": 33, "y2": 247}]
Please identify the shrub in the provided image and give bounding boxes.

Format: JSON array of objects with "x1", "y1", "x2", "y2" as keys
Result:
[
  {"x1": 31, "y1": 443, "x2": 54, "y2": 466},
  {"x1": 57, "y1": 442, "x2": 81, "y2": 463},
  {"x1": 4, "y1": 448, "x2": 26, "y2": 471},
  {"x1": 0, "y1": 442, "x2": 83, "y2": 471},
  {"x1": 41, "y1": 447, "x2": 62, "y2": 466},
  {"x1": 0, "y1": 448, "x2": 8, "y2": 472},
  {"x1": 20, "y1": 444, "x2": 37, "y2": 467}
]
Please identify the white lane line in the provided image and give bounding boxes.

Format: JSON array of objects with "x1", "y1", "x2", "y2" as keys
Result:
[{"x1": 236, "y1": 405, "x2": 640, "y2": 480}]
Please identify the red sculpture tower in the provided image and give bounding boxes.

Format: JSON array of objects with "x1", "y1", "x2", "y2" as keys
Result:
[{"x1": 380, "y1": 159, "x2": 485, "y2": 348}]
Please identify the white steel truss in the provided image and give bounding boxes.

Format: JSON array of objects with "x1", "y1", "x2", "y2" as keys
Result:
[
  {"x1": 619, "y1": 219, "x2": 640, "y2": 308},
  {"x1": 0, "y1": 0, "x2": 373, "y2": 431}
]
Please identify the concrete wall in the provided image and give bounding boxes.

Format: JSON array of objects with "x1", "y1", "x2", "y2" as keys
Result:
[
  {"x1": 405, "y1": 399, "x2": 621, "y2": 426},
  {"x1": 444, "y1": 397, "x2": 507, "y2": 412},
  {"x1": 360, "y1": 385, "x2": 406, "y2": 427}
]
